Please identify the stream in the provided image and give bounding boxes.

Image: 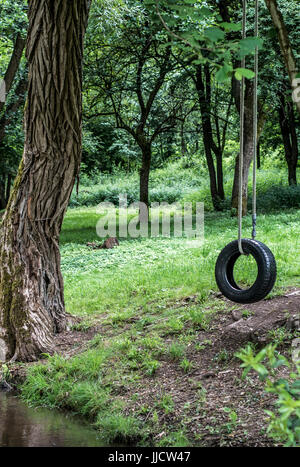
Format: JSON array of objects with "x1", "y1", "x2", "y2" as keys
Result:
[{"x1": 0, "y1": 391, "x2": 108, "y2": 447}]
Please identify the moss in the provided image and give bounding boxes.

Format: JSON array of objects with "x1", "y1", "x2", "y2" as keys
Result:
[
  {"x1": 0, "y1": 155, "x2": 37, "y2": 359},
  {"x1": 3, "y1": 157, "x2": 24, "y2": 219},
  {"x1": 0, "y1": 234, "x2": 29, "y2": 359},
  {"x1": 10, "y1": 266, "x2": 27, "y2": 329}
]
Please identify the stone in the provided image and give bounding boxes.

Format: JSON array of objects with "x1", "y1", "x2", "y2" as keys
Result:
[
  {"x1": 286, "y1": 314, "x2": 300, "y2": 331},
  {"x1": 0, "y1": 380, "x2": 13, "y2": 392},
  {"x1": 232, "y1": 310, "x2": 243, "y2": 321}
]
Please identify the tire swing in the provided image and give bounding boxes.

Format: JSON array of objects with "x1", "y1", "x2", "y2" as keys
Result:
[{"x1": 215, "y1": 0, "x2": 276, "y2": 304}]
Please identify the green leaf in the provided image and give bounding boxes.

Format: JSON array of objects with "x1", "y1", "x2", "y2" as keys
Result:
[
  {"x1": 235, "y1": 68, "x2": 255, "y2": 80},
  {"x1": 216, "y1": 63, "x2": 233, "y2": 82},
  {"x1": 192, "y1": 58, "x2": 205, "y2": 65},
  {"x1": 220, "y1": 22, "x2": 241, "y2": 32},
  {"x1": 204, "y1": 27, "x2": 225, "y2": 42},
  {"x1": 239, "y1": 37, "x2": 263, "y2": 53},
  {"x1": 198, "y1": 6, "x2": 213, "y2": 17}
]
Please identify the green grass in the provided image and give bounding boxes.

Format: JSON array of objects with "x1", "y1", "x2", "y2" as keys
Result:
[
  {"x1": 20, "y1": 205, "x2": 300, "y2": 445},
  {"x1": 20, "y1": 163, "x2": 300, "y2": 446},
  {"x1": 60, "y1": 208, "x2": 300, "y2": 319}
]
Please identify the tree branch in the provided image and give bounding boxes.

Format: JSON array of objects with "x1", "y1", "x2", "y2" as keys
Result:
[{"x1": 0, "y1": 34, "x2": 26, "y2": 114}]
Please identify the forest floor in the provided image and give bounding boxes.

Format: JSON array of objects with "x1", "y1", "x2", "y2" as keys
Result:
[
  {"x1": 50, "y1": 288, "x2": 300, "y2": 447},
  {"x1": 3, "y1": 206, "x2": 300, "y2": 447}
]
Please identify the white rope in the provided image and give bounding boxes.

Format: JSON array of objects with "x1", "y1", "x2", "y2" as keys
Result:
[
  {"x1": 238, "y1": 0, "x2": 247, "y2": 255},
  {"x1": 252, "y1": 0, "x2": 259, "y2": 239},
  {"x1": 238, "y1": 0, "x2": 259, "y2": 252}
]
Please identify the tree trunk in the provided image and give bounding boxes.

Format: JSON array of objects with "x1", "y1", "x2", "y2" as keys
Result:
[
  {"x1": 215, "y1": 147, "x2": 225, "y2": 201},
  {"x1": 0, "y1": 176, "x2": 6, "y2": 210},
  {"x1": 278, "y1": 90, "x2": 298, "y2": 185},
  {"x1": 5, "y1": 174, "x2": 12, "y2": 205},
  {"x1": 180, "y1": 121, "x2": 187, "y2": 157},
  {"x1": 0, "y1": 34, "x2": 26, "y2": 115},
  {"x1": 0, "y1": 0, "x2": 90, "y2": 362},
  {"x1": 195, "y1": 65, "x2": 224, "y2": 210},
  {"x1": 140, "y1": 143, "x2": 152, "y2": 208},
  {"x1": 0, "y1": 77, "x2": 28, "y2": 144},
  {"x1": 231, "y1": 81, "x2": 266, "y2": 214},
  {"x1": 287, "y1": 161, "x2": 298, "y2": 187},
  {"x1": 257, "y1": 141, "x2": 261, "y2": 169},
  {"x1": 264, "y1": 0, "x2": 300, "y2": 115},
  {"x1": 216, "y1": 0, "x2": 265, "y2": 214}
]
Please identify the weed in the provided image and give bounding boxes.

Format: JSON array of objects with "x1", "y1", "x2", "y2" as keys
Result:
[
  {"x1": 143, "y1": 360, "x2": 160, "y2": 376},
  {"x1": 156, "y1": 394, "x2": 174, "y2": 415},
  {"x1": 157, "y1": 430, "x2": 190, "y2": 447},
  {"x1": 214, "y1": 349, "x2": 230, "y2": 363},
  {"x1": 223, "y1": 407, "x2": 239, "y2": 433},
  {"x1": 168, "y1": 343, "x2": 186, "y2": 361},
  {"x1": 95, "y1": 414, "x2": 141, "y2": 443},
  {"x1": 180, "y1": 358, "x2": 193, "y2": 373}
]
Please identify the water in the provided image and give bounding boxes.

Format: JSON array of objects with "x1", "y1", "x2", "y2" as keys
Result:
[{"x1": 0, "y1": 391, "x2": 107, "y2": 447}]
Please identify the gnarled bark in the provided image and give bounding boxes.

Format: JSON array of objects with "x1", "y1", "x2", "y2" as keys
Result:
[{"x1": 0, "y1": 0, "x2": 90, "y2": 362}]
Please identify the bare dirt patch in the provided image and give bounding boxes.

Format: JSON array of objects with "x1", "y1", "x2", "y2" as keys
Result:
[{"x1": 122, "y1": 289, "x2": 300, "y2": 446}]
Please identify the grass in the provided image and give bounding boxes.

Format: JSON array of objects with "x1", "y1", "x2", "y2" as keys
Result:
[
  {"x1": 60, "y1": 207, "x2": 300, "y2": 320},
  {"x1": 19, "y1": 163, "x2": 300, "y2": 446}
]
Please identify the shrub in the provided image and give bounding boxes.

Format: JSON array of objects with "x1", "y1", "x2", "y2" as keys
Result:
[
  {"x1": 69, "y1": 163, "x2": 300, "y2": 212},
  {"x1": 252, "y1": 184, "x2": 300, "y2": 212},
  {"x1": 236, "y1": 344, "x2": 300, "y2": 447}
]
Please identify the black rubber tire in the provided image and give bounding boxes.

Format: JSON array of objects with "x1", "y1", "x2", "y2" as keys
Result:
[{"x1": 215, "y1": 238, "x2": 277, "y2": 304}]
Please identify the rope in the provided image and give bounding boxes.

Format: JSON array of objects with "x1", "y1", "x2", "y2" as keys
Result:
[
  {"x1": 252, "y1": 0, "x2": 259, "y2": 239},
  {"x1": 238, "y1": 0, "x2": 247, "y2": 255},
  {"x1": 238, "y1": 0, "x2": 259, "y2": 253}
]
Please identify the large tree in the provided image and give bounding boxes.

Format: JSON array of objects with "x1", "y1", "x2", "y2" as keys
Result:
[
  {"x1": 0, "y1": 0, "x2": 91, "y2": 362},
  {"x1": 194, "y1": 63, "x2": 233, "y2": 210},
  {"x1": 264, "y1": 0, "x2": 300, "y2": 115},
  {"x1": 152, "y1": 0, "x2": 267, "y2": 213},
  {"x1": 277, "y1": 82, "x2": 299, "y2": 185},
  {"x1": 0, "y1": 35, "x2": 26, "y2": 209},
  {"x1": 85, "y1": 1, "x2": 184, "y2": 208},
  {"x1": 216, "y1": 0, "x2": 299, "y2": 213},
  {"x1": 0, "y1": 0, "x2": 28, "y2": 209},
  {"x1": 176, "y1": 55, "x2": 233, "y2": 210}
]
